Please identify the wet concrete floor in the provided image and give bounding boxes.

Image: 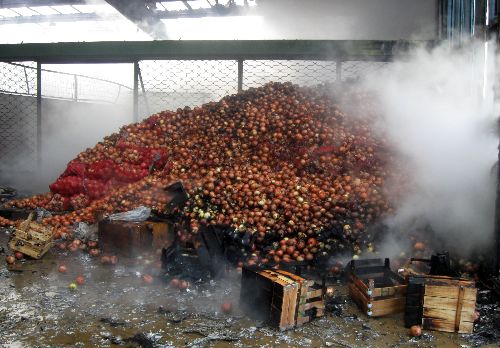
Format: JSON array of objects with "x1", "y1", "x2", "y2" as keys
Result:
[{"x1": 0, "y1": 228, "x2": 498, "y2": 348}]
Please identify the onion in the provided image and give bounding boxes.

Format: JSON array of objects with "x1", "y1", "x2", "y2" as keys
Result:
[
  {"x1": 5, "y1": 82, "x2": 402, "y2": 267},
  {"x1": 221, "y1": 301, "x2": 233, "y2": 314},
  {"x1": 75, "y1": 275, "x2": 85, "y2": 285},
  {"x1": 409, "y1": 325, "x2": 422, "y2": 337}
]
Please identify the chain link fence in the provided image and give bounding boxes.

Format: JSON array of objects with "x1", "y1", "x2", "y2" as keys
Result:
[
  {"x1": 0, "y1": 62, "x2": 38, "y2": 171},
  {"x1": 341, "y1": 61, "x2": 389, "y2": 82},
  {"x1": 0, "y1": 58, "x2": 390, "y2": 172},
  {"x1": 42, "y1": 68, "x2": 131, "y2": 104},
  {"x1": 243, "y1": 60, "x2": 338, "y2": 89},
  {"x1": 138, "y1": 60, "x2": 238, "y2": 118},
  {"x1": 0, "y1": 62, "x2": 133, "y2": 172},
  {"x1": 137, "y1": 59, "x2": 389, "y2": 118}
]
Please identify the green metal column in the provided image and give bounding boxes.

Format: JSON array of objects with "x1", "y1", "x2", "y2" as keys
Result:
[
  {"x1": 237, "y1": 59, "x2": 243, "y2": 93},
  {"x1": 133, "y1": 61, "x2": 139, "y2": 122},
  {"x1": 36, "y1": 61, "x2": 42, "y2": 168}
]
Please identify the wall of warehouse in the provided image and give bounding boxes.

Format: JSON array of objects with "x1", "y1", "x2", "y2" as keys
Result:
[{"x1": 226, "y1": 0, "x2": 439, "y2": 40}]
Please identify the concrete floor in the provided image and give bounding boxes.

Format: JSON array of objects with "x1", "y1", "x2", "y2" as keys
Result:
[{"x1": 0, "y1": 228, "x2": 497, "y2": 348}]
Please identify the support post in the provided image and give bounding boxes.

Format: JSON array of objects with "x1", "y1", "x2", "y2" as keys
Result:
[
  {"x1": 491, "y1": 2, "x2": 500, "y2": 277},
  {"x1": 133, "y1": 61, "x2": 139, "y2": 122},
  {"x1": 336, "y1": 60, "x2": 341, "y2": 82},
  {"x1": 23, "y1": 66, "x2": 30, "y2": 94},
  {"x1": 237, "y1": 59, "x2": 243, "y2": 93},
  {"x1": 36, "y1": 61, "x2": 42, "y2": 169},
  {"x1": 74, "y1": 74, "x2": 78, "y2": 101},
  {"x1": 495, "y1": 122, "x2": 500, "y2": 276},
  {"x1": 138, "y1": 65, "x2": 150, "y2": 116}
]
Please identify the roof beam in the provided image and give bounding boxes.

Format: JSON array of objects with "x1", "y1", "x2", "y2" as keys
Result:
[
  {"x1": 104, "y1": 0, "x2": 167, "y2": 39},
  {"x1": 0, "y1": 40, "x2": 432, "y2": 63},
  {"x1": 182, "y1": 1, "x2": 192, "y2": 11}
]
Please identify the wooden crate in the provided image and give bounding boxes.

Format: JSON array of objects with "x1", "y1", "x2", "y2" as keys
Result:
[
  {"x1": 9, "y1": 213, "x2": 54, "y2": 259},
  {"x1": 348, "y1": 258, "x2": 407, "y2": 317},
  {"x1": 99, "y1": 220, "x2": 172, "y2": 256},
  {"x1": 274, "y1": 269, "x2": 325, "y2": 326},
  {"x1": 405, "y1": 275, "x2": 477, "y2": 333},
  {"x1": 240, "y1": 266, "x2": 324, "y2": 330},
  {"x1": 146, "y1": 221, "x2": 174, "y2": 250}
]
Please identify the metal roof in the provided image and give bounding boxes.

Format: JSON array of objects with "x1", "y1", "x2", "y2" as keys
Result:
[{"x1": 0, "y1": 1, "x2": 258, "y2": 39}]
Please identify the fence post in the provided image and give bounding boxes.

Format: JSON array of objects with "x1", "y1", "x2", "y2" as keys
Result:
[
  {"x1": 74, "y1": 74, "x2": 78, "y2": 101},
  {"x1": 336, "y1": 60, "x2": 342, "y2": 82},
  {"x1": 36, "y1": 61, "x2": 42, "y2": 169},
  {"x1": 133, "y1": 61, "x2": 139, "y2": 122},
  {"x1": 23, "y1": 66, "x2": 30, "y2": 94},
  {"x1": 238, "y1": 59, "x2": 243, "y2": 93}
]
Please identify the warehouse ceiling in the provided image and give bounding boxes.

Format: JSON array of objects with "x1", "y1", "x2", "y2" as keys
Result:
[
  {"x1": 0, "y1": 0, "x2": 440, "y2": 42},
  {"x1": 0, "y1": 0, "x2": 258, "y2": 39}
]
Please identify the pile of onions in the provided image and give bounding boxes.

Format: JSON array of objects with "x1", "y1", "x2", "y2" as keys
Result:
[
  {"x1": 5, "y1": 82, "x2": 404, "y2": 264},
  {"x1": 0, "y1": 216, "x2": 13, "y2": 227}
]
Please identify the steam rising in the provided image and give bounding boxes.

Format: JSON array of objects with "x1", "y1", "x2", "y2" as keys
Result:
[{"x1": 363, "y1": 41, "x2": 498, "y2": 256}]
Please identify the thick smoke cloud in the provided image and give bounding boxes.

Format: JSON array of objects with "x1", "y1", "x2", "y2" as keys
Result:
[{"x1": 362, "y1": 41, "x2": 498, "y2": 256}]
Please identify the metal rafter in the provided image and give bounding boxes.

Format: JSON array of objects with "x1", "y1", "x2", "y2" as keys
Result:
[
  {"x1": 104, "y1": 0, "x2": 167, "y2": 39},
  {"x1": 0, "y1": 0, "x2": 256, "y2": 24},
  {"x1": 181, "y1": 1, "x2": 192, "y2": 10}
]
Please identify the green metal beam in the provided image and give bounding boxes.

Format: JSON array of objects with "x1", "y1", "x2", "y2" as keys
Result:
[{"x1": 0, "y1": 40, "x2": 436, "y2": 63}]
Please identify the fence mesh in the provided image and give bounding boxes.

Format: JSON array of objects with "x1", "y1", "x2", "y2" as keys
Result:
[
  {"x1": 138, "y1": 60, "x2": 238, "y2": 119},
  {"x1": 341, "y1": 61, "x2": 390, "y2": 82},
  {"x1": 137, "y1": 59, "x2": 391, "y2": 119},
  {"x1": 0, "y1": 62, "x2": 133, "y2": 172},
  {"x1": 41, "y1": 69, "x2": 131, "y2": 104},
  {"x1": 0, "y1": 62, "x2": 38, "y2": 171},
  {"x1": 243, "y1": 60, "x2": 338, "y2": 88},
  {"x1": 0, "y1": 58, "x2": 391, "y2": 172}
]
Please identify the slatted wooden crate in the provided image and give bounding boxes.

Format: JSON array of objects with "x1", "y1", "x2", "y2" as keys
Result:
[
  {"x1": 99, "y1": 220, "x2": 153, "y2": 256},
  {"x1": 240, "y1": 266, "x2": 324, "y2": 330},
  {"x1": 99, "y1": 220, "x2": 174, "y2": 256},
  {"x1": 273, "y1": 269, "x2": 325, "y2": 326},
  {"x1": 405, "y1": 275, "x2": 477, "y2": 333},
  {"x1": 9, "y1": 213, "x2": 54, "y2": 259},
  {"x1": 348, "y1": 258, "x2": 407, "y2": 317},
  {"x1": 146, "y1": 221, "x2": 174, "y2": 250}
]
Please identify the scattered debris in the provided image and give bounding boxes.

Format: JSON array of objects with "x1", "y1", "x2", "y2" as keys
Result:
[
  {"x1": 99, "y1": 317, "x2": 128, "y2": 327},
  {"x1": 123, "y1": 332, "x2": 162, "y2": 348}
]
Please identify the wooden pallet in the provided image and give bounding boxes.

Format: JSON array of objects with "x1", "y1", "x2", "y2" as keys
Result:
[
  {"x1": 348, "y1": 258, "x2": 407, "y2": 317},
  {"x1": 240, "y1": 266, "x2": 325, "y2": 330},
  {"x1": 9, "y1": 213, "x2": 54, "y2": 259},
  {"x1": 405, "y1": 275, "x2": 476, "y2": 333}
]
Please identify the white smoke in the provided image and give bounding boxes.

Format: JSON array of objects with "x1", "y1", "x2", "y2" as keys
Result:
[{"x1": 363, "y1": 40, "x2": 498, "y2": 255}]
